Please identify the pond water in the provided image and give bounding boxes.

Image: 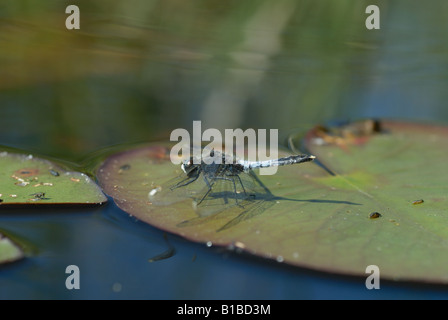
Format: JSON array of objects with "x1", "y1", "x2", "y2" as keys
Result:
[
  {"x1": 2, "y1": 200, "x2": 448, "y2": 300},
  {"x1": 1, "y1": 0, "x2": 448, "y2": 299}
]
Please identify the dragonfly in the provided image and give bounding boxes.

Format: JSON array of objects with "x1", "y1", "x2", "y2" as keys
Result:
[{"x1": 148, "y1": 148, "x2": 315, "y2": 219}]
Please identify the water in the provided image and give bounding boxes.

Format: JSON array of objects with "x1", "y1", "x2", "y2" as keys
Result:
[
  {"x1": 1, "y1": 0, "x2": 448, "y2": 299},
  {"x1": 2, "y1": 199, "x2": 448, "y2": 300}
]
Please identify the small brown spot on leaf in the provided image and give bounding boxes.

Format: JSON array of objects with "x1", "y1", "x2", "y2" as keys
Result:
[
  {"x1": 118, "y1": 164, "x2": 131, "y2": 174},
  {"x1": 369, "y1": 212, "x2": 382, "y2": 219},
  {"x1": 14, "y1": 168, "x2": 39, "y2": 177}
]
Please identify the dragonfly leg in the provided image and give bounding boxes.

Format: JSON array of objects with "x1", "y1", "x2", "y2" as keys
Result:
[
  {"x1": 171, "y1": 172, "x2": 200, "y2": 190},
  {"x1": 196, "y1": 175, "x2": 213, "y2": 205},
  {"x1": 234, "y1": 174, "x2": 248, "y2": 197},
  {"x1": 234, "y1": 180, "x2": 246, "y2": 208}
]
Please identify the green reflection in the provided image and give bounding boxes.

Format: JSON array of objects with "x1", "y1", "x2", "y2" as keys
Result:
[{"x1": 0, "y1": 0, "x2": 447, "y2": 161}]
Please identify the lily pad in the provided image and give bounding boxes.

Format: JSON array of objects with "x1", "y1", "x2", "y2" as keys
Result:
[
  {"x1": 96, "y1": 145, "x2": 346, "y2": 269},
  {"x1": 299, "y1": 120, "x2": 448, "y2": 283},
  {"x1": 0, "y1": 152, "x2": 107, "y2": 206},
  {"x1": 0, "y1": 232, "x2": 24, "y2": 264},
  {"x1": 97, "y1": 120, "x2": 448, "y2": 283}
]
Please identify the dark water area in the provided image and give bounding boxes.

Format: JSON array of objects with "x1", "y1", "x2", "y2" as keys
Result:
[
  {"x1": 1, "y1": 0, "x2": 448, "y2": 299},
  {"x1": 2, "y1": 200, "x2": 448, "y2": 300}
]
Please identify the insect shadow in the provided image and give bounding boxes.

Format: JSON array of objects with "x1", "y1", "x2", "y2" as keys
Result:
[{"x1": 176, "y1": 171, "x2": 361, "y2": 232}]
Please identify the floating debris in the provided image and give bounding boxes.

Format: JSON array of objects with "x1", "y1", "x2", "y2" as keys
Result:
[
  {"x1": 49, "y1": 169, "x2": 60, "y2": 177},
  {"x1": 14, "y1": 181, "x2": 30, "y2": 187},
  {"x1": 412, "y1": 199, "x2": 424, "y2": 205},
  {"x1": 0, "y1": 152, "x2": 107, "y2": 205},
  {"x1": 148, "y1": 186, "x2": 162, "y2": 197},
  {"x1": 148, "y1": 247, "x2": 175, "y2": 263},
  {"x1": 33, "y1": 182, "x2": 53, "y2": 187},
  {"x1": 11, "y1": 170, "x2": 39, "y2": 187},
  {"x1": 147, "y1": 233, "x2": 175, "y2": 263},
  {"x1": 311, "y1": 119, "x2": 382, "y2": 148},
  {"x1": 227, "y1": 241, "x2": 246, "y2": 253},
  {"x1": 369, "y1": 212, "x2": 382, "y2": 219}
]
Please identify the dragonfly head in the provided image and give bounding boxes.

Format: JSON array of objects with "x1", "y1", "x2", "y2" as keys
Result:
[
  {"x1": 181, "y1": 158, "x2": 193, "y2": 173},
  {"x1": 181, "y1": 157, "x2": 201, "y2": 178}
]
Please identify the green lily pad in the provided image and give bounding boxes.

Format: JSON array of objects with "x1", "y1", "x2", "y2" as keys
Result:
[
  {"x1": 96, "y1": 145, "x2": 343, "y2": 268},
  {"x1": 96, "y1": 120, "x2": 448, "y2": 283},
  {"x1": 299, "y1": 120, "x2": 448, "y2": 283},
  {"x1": 0, "y1": 152, "x2": 107, "y2": 206},
  {"x1": 0, "y1": 232, "x2": 24, "y2": 264}
]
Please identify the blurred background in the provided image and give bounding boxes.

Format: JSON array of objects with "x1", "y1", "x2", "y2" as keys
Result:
[
  {"x1": 1, "y1": 0, "x2": 448, "y2": 299},
  {"x1": 2, "y1": 0, "x2": 448, "y2": 161}
]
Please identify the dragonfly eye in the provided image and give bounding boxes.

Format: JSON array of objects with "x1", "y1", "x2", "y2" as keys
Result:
[{"x1": 181, "y1": 158, "x2": 195, "y2": 174}]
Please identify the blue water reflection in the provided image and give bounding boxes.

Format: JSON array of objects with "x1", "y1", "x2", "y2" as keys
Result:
[{"x1": 1, "y1": 198, "x2": 448, "y2": 299}]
